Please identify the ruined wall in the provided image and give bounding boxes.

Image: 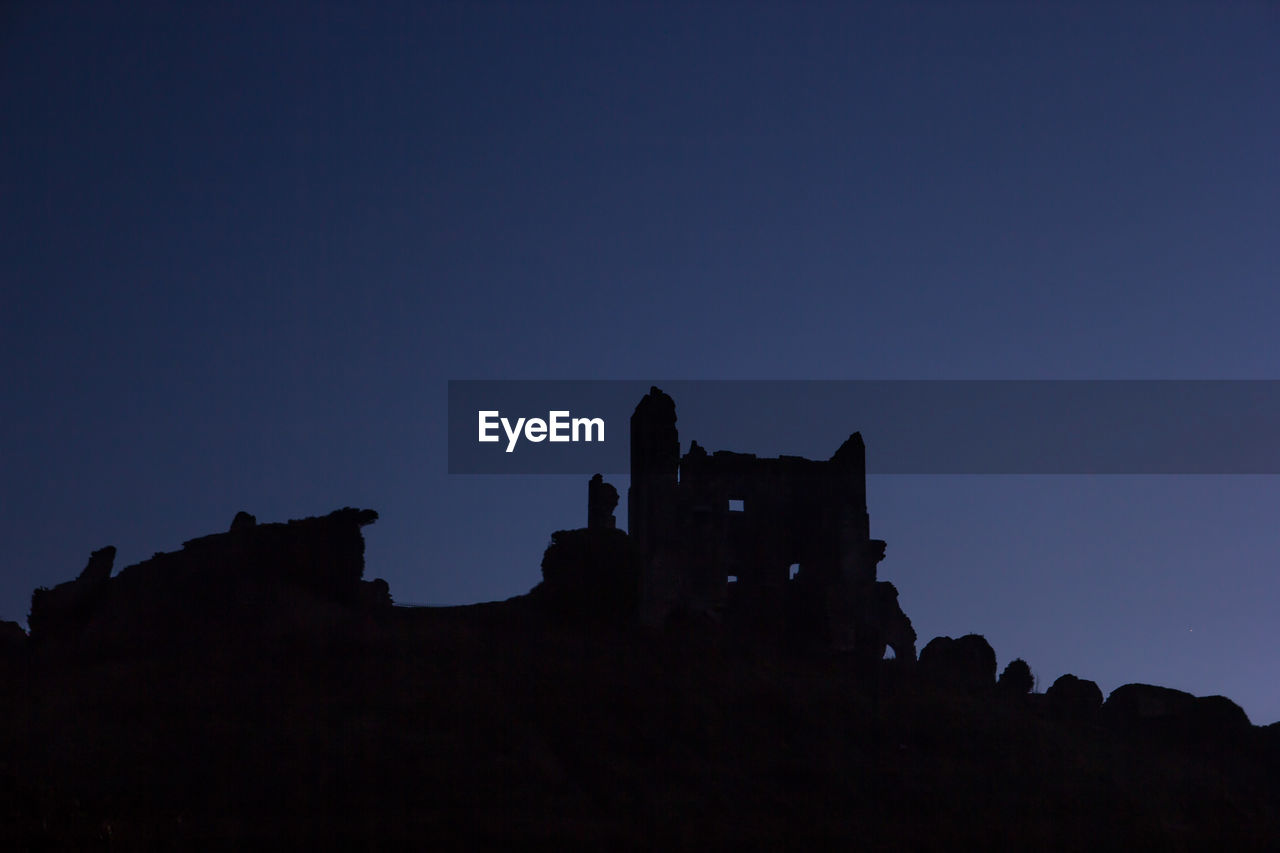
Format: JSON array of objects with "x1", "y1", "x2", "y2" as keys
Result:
[
  {"x1": 676, "y1": 438, "x2": 872, "y2": 589},
  {"x1": 627, "y1": 387, "x2": 912, "y2": 660},
  {"x1": 28, "y1": 507, "x2": 385, "y2": 657}
]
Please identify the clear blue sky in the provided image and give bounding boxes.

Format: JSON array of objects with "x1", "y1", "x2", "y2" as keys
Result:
[{"x1": 3, "y1": 2, "x2": 1278, "y2": 721}]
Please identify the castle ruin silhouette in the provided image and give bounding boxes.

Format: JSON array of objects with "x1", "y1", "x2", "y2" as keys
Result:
[{"x1": 592, "y1": 387, "x2": 915, "y2": 660}]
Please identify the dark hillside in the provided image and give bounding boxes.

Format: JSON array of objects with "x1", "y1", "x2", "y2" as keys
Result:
[{"x1": 2, "y1": 510, "x2": 1278, "y2": 849}]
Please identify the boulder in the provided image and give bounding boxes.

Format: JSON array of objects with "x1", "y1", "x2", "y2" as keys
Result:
[
  {"x1": 1046, "y1": 674, "x2": 1103, "y2": 721},
  {"x1": 919, "y1": 634, "x2": 996, "y2": 691}
]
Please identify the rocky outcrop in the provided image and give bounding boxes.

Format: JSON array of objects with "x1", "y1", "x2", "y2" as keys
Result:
[
  {"x1": 997, "y1": 658, "x2": 1034, "y2": 695},
  {"x1": 359, "y1": 577, "x2": 393, "y2": 609},
  {"x1": 27, "y1": 508, "x2": 380, "y2": 658},
  {"x1": 855, "y1": 580, "x2": 916, "y2": 662},
  {"x1": 587, "y1": 474, "x2": 619, "y2": 529},
  {"x1": 1103, "y1": 683, "x2": 1196, "y2": 726},
  {"x1": 229, "y1": 510, "x2": 257, "y2": 533},
  {"x1": 28, "y1": 546, "x2": 116, "y2": 644},
  {"x1": 535, "y1": 527, "x2": 638, "y2": 623},
  {"x1": 1045, "y1": 674, "x2": 1103, "y2": 721},
  {"x1": 1190, "y1": 695, "x2": 1252, "y2": 739},
  {"x1": 918, "y1": 634, "x2": 997, "y2": 691},
  {"x1": 1102, "y1": 683, "x2": 1251, "y2": 743}
]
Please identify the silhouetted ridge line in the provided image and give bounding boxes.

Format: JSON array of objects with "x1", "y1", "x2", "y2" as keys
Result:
[
  {"x1": 2, "y1": 390, "x2": 1277, "y2": 847},
  {"x1": 25, "y1": 507, "x2": 389, "y2": 660}
]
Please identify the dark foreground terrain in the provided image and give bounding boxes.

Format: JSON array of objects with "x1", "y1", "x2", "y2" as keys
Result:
[
  {"x1": 2, "y1": 512, "x2": 1279, "y2": 849},
  {"x1": 5, "y1": 602, "x2": 1280, "y2": 850}
]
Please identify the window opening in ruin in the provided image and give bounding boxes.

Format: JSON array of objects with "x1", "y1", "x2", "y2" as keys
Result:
[{"x1": 728, "y1": 499, "x2": 744, "y2": 512}]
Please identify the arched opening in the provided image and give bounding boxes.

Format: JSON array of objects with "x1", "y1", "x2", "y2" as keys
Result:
[
  {"x1": 883, "y1": 646, "x2": 896, "y2": 660},
  {"x1": 788, "y1": 563, "x2": 800, "y2": 580}
]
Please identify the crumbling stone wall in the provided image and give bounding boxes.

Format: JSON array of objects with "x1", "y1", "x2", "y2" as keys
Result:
[
  {"x1": 27, "y1": 507, "x2": 384, "y2": 656},
  {"x1": 625, "y1": 386, "x2": 913, "y2": 660}
]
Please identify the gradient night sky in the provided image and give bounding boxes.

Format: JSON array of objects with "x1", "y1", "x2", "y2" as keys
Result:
[{"x1": 3, "y1": 3, "x2": 1278, "y2": 721}]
